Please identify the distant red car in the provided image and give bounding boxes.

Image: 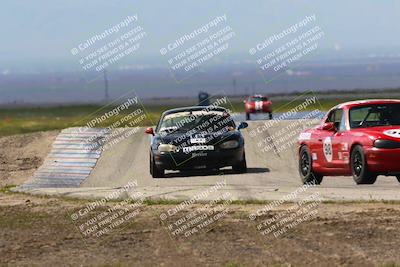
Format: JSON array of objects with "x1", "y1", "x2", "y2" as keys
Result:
[
  {"x1": 298, "y1": 99, "x2": 400, "y2": 185},
  {"x1": 244, "y1": 95, "x2": 272, "y2": 120}
]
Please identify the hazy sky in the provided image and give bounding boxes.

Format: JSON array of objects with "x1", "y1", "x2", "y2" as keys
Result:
[{"x1": 1, "y1": 0, "x2": 399, "y2": 67}]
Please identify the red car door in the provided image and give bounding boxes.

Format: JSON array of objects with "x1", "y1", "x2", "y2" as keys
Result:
[
  {"x1": 311, "y1": 110, "x2": 337, "y2": 169},
  {"x1": 331, "y1": 109, "x2": 351, "y2": 173},
  {"x1": 314, "y1": 130, "x2": 335, "y2": 168}
]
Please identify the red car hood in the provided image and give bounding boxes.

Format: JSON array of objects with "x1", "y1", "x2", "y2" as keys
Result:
[
  {"x1": 247, "y1": 100, "x2": 272, "y2": 105},
  {"x1": 351, "y1": 125, "x2": 400, "y2": 141}
]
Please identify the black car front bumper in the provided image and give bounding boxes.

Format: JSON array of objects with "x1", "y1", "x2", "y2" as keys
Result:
[{"x1": 152, "y1": 147, "x2": 244, "y2": 171}]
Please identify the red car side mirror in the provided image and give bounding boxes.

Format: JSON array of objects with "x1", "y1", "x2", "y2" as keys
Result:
[
  {"x1": 145, "y1": 127, "x2": 154, "y2": 135},
  {"x1": 322, "y1": 122, "x2": 336, "y2": 131}
]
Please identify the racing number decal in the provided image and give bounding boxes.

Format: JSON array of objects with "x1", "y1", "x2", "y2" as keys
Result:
[
  {"x1": 323, "y1": 137, "x2": 333, "y2": 162},
  {"x1": 383, "y1": 129, "x2": 400, "y2": 139},
  {"x1": 255, "y1": 101, "x2": 263, "y2": 111}
]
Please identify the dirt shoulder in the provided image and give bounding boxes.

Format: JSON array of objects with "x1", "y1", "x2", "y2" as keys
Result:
[
  {"x1": 1, "y1": 131, "x2": 400, "y2": 266},
  {"x1": 1, "y1": 191, "x2": 400, "y2": 267},
  {"x1": 0, "y1": 130, "x2": 58, "y2": 187}
]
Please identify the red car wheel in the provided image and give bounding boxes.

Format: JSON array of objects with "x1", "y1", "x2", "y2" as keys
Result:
[
  {"x1": 299, "y1": 145, "x2": 323, "y2": 185},
  {"x1": 351, "y1": 145, "x2": 377, "y2": 184}
]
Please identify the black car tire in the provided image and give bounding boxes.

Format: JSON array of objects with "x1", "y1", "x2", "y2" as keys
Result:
[
  {"x1": 150, "y1": 155, "x2": 165, "y2": 178},
  {"x1": 351, "y1": 145, "x2": 377, "y2": 184},
  {"x1": 246, "y1": 113, "x2": 250, "y2": 120},
  {"x1": 396, "y1": 176, "x2": 400, "y2": 183},
  {"x1": 233, "y1": 152, "x2": 247, "y2": 173},
  {"x1": 299, "y1": 145, "x2": 323, "y2": 185},
  {"x1": 269, "y1": 112, "x2": 273, "y2": 120}
]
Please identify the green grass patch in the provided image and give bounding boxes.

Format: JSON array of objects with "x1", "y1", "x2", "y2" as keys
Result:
[
  {"x1": 0, "y1": 97, "x2": 355, "y2": 137},
  {"x1": 5, "y1": 187, "x2": 400, "y2": 206},
  {"x1": 0, "y1": 184, "x2": 17, "y2": 194},
  {"x1": 0, "y1": 105, "x2": 163, "y2": 137}
]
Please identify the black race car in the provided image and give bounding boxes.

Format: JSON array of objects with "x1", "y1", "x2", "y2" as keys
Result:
[{"x1": 145, "y1": 106, "x2": 248, "y2": 178}]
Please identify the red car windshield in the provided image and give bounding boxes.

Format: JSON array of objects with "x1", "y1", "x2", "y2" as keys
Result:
[{"x1": 349, "y1": 103, "x2": 400, "y2": 128}]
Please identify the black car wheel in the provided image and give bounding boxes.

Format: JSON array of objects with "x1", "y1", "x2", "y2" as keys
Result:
[
  {"x1": 233, "y1": 152, "x2": 247, "y2": 173},
  {"x1": 269, "y1": 112, "x2": 273, "y2": 120},
  {"x1": 246, "y1": 113, "x2": 250, "y2": 120},
  {"x1": 396, "y1": 176, "x2": 400, "y2": 183},
  {"x1": 299, "y1": 145, "x2": 323, "y2": 185},
  {"x1": 351, "y1": 145, "x2": 377, "y2": 184},
  {"x1": 150, "y1": 155, "x2": 164, "y2": 178}
]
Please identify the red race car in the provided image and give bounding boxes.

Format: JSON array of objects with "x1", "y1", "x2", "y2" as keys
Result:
[
  {"x1": 244, "y1": 95, "x2": 273, "y2": 120},
  {"x1": 298, "y1": 99, "x2": 400, "y2": 185}
]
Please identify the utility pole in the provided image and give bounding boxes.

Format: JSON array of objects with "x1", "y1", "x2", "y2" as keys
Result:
[
  {"x1": 232, "y1": 78, "x2": 236, "y2": 96},
  {"x1": 104, "y1": 69, "x2": 109, "y2": 102}
]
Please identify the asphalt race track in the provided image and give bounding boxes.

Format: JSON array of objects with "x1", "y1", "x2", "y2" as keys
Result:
[{"x1": 16, "y1": 120, "x2": 400, "y2": 201}]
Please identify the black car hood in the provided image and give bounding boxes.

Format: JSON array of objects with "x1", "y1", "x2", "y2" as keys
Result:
[{"x1": 157, "y1": 129, "x2": 240, "y2": 146}]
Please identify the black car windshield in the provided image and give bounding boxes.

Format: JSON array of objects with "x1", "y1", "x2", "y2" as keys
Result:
[
  {"x1": 349, "y1": 103, "x2": 400, "y2": 128},
  {"x1": 158, "y1": 110, "x2": 235, "y2": 133}
]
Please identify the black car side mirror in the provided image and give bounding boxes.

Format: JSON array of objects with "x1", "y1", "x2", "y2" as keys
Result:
[{"x1": 237, "y1": 122, "x2": 249, "y2": 131}]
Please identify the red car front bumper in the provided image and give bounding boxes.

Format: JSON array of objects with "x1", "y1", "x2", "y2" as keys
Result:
[
  {"x1": 365, "y1": 147, "x2": 400, "y2": 174},
  {"x1": 245, "y1": 103, "x2": 272, "y2": 113}
]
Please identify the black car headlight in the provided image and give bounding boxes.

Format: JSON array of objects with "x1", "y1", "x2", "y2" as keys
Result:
[
  {"x1": 219, "y1": 140, "x2": 239, "y2": 149},
  {"x1": 373, "y1": 139, "x2": 400, "y2": 149},
  {"x1": 158, "y1": 143, "x2": 178, "y2": 152}
]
